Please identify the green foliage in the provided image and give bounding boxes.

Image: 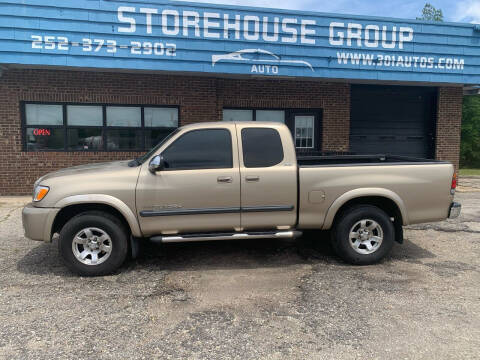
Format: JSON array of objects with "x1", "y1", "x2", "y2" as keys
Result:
[
  {"x1": 416, "y1": 3, "x2": 444, "y2": 22},
  {"x1": 459, "y1": 169, "x2": 480, "y2": 176},
  {"x1": 461, "y1": 96, "x2": 480, "y2": 168}
]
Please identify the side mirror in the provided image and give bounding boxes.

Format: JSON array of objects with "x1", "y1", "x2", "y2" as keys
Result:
[{"x1": 149, "y1": 155, "x2": 164, "y2": 173}]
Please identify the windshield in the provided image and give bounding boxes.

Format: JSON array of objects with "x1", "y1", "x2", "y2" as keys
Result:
[{"x1": 133, "y1": 129, "x2": 180, "y2": 166}]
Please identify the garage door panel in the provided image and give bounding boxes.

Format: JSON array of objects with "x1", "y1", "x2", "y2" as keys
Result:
[
  {"x1": 351, "y1": 137, "x2": 429, "y2": 157},
  {"x1": 352, "y1": 122, "x2": 427, "y2": 131}
]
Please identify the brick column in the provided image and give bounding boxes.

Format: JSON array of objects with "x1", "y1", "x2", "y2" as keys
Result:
[
  {"x1": 321, "y1": 83, "x2": 350, "y2": 152},
  {"x1": 435, "y1": 87, "x2": 463, "y2": 170}
]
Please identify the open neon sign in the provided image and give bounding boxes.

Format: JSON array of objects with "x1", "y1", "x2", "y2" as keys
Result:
[{"x1": 33, "y1": 128, "x2": 51, "y2": 136}]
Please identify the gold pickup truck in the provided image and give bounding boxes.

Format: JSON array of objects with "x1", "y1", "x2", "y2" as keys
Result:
[{"x1": 22, "y1": 122, "x2": 461, "y2": 276}]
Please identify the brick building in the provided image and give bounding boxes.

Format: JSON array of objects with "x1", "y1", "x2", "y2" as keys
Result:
[{"x1": 0, "y1": 0, "x2": 476, "y2": 195}]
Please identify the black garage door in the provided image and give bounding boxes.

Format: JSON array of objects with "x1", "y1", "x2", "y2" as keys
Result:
[{"x1": 350, "y1": 85, "x2": 437, "y2": 158}]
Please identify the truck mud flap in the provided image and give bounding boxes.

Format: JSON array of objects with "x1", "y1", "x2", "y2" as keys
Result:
[{"x1": 395, "y1": 222, "x2": 404, "y2": 244}]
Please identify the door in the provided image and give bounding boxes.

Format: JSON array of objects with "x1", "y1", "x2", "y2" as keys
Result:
[
  {"x1": 286, "y1": 110, "x2": 322, "y2": 156},
  {"x1": 237, "y1": 124, "x2": 297, "y2": 230},
  {"x1": 350, "y1": 85, "x2": 436, "y2": 158},
  {"x1": 136, "y1": 127, "x2": 241, "y2": 236}
]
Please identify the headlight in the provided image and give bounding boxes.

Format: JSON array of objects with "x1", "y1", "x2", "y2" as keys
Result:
[{"x1": 33, "y1": 185, "x2": 49, "y2": 202}]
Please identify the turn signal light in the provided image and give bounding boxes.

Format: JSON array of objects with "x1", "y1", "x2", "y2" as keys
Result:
[{"x1": 33, "y1": 185, "x2": 49, "y2": 202}]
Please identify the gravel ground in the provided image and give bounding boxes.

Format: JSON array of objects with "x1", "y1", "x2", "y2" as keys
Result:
[
  {"x1": 458, "y1": 176, "x2": 480, "y2": 192},
  {"x1": 0, "y1": 181, "x2": 479, "y2": 359}
]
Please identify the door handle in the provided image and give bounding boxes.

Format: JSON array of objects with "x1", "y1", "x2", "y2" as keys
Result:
[
  {"x1": 245, "y1": 175, "x2": 260, "y2": 182},
  {"x1": 217, "y1": 176, "x2": 233, "y2": 183}
]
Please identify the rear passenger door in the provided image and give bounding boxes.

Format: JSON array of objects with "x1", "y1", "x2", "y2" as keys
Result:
[{"x1": 237, "y1": 124, "x2": 297, "y2": 230}]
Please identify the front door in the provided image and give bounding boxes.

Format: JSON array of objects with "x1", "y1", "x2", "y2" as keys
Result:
[
  {"x1": 287, "y1": 111, "x2": 322, "y2": 156},
  {"x1": 237, "y1": 123, "x2": 297, "y2": 230},
  {"x1": 136, "y1": 126, "x2": 241, "y2": 236}
]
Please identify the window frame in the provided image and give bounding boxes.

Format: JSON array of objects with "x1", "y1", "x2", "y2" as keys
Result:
[
  {"x1": 21, "y1": 101, "x2": 179, "y2": 152},
  {"x1": 160, "y1": 128, "x2": 234, "y2": 171},
  {"x1": 293, "y1": 115, "x2": 315, "y2": 149}
]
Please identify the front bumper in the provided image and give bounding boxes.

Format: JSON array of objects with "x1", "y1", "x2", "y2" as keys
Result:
[
  {"x1": 448, "y1": 202, "x2": 461, "y2": 219},
  {"x1": 22, "y1": 203, "x2": 59, "y2": 242}
]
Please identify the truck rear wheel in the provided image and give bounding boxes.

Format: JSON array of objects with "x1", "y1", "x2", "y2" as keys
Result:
[
  {"x1": 331, "y1": 205, "x2": 395, "y2": 265},
  {"x1": 58, "y1": 211, "x2": 129, "y2": 276}
]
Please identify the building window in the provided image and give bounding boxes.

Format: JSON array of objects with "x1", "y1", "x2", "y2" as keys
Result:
[
  {"x1": 67, "y1": 105, "x2": 103, "y2": 126},
  {"x1": 223, "y1": 109, "x2": 285, "y2": 123},
  {"x1": 223, "y1": 109, "x2": 254, "y2": 122},
  {"x1": 255, "y1": 110, "x2": 285, "y2": 123},
  {"x1": 68, "y1": 128, "x2": 103, "y2": 151},
  {"x1": 294, "y1": 116, "x2": 315, "y2": 149},
  {"x1": 23, "y1": 103, "x2": 178, "y2": 152},
  {"x1": 106, "y1": 106, "x2": 141, "y2": 127},
  {"x1": 25, "y1": 104, "x2": 63, "y2": 125},
  {"x1": 25, "y1": 127, "x2": 65, "y2": 151}
]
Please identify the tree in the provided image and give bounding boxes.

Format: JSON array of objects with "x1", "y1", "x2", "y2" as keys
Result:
[
  {"x1": 417, "y1": 3, "x2": 443, "y2": 22},
  {"x1": 461, "y1": 96, "x2": 480, "y2": 168}
]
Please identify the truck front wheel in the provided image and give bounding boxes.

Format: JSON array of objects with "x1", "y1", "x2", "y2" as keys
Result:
[
  {"x1": 58, "y1": 211, "x2": 129, "y2": 276},
  {"x1": 331, "y1": 205, "x2": 395, "y2": 265}
]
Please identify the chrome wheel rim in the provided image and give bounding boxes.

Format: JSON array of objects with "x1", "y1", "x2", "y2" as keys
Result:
[
  {"x1": 72, "y1": 227, "x2": 112, "y2": 266},
  {"x1": 349, "y1": 219, "x2": 383, "y2": 255}
]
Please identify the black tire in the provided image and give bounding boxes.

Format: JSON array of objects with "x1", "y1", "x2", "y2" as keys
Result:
[
  {"x1": 331, "y1": 205, "x2": 395, "y2": 265},
  {"x1": 58, "y1": 211, "x2": 129, "y2": 276}
]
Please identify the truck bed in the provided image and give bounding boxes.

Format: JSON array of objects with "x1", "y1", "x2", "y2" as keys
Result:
[
  {"x1": 296, "y1": 155, "x2": 454, "y2": 230},
  {"x1": 297, "y1": 154, "x2": 448, "y2": 167}
]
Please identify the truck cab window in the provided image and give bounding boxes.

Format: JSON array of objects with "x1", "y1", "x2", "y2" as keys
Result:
[
  {"x1": 241, "y1": 128, "x2": 284, "y2": 168},
  {"x1": 161, "y1": 129, "x2": 233, "y2": 170}
]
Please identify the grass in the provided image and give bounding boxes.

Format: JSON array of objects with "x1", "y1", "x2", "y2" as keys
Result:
[{"x1": 459, "y1": 168, "x2": 480, "y2": 176}]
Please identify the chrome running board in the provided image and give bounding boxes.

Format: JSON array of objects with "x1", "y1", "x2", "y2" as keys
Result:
[{"x1": 150, "y1": 230, "x2": 302, "y2": 243}]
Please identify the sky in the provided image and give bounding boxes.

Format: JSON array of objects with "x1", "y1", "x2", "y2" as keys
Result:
[{"x1": 178, "y1": 0, "x2": 480, "y2": 23}]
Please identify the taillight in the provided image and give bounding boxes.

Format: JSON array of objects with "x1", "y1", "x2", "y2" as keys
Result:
[{"x1": 451, "y1": 173, "x2": 457, "y2": 195}]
